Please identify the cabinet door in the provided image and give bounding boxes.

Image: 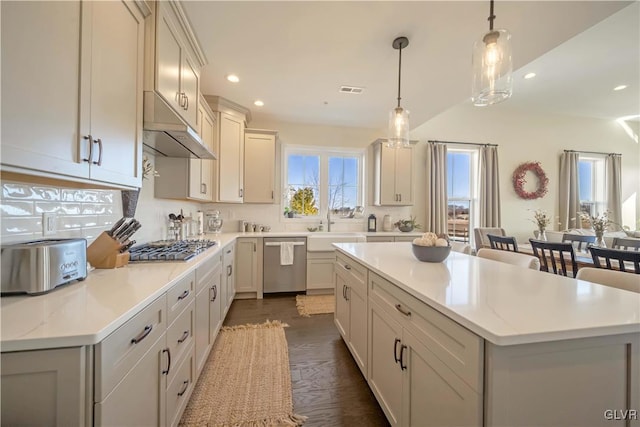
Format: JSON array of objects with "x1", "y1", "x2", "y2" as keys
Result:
[
  {"x1": 368, "y1": 299, "x2": 403, "y2": 427},
  {"x1": 218, "y1": 113, "x2": 244, "y2": 202},
  {"x1": 379, "y1": 145, "x2": 398, "y2": 205},
  {"x1": 188, "y1": 159, "x2": 204, "y2": 200},
  {"x1": 402, "y1": 330, "x2": 482, "y2": 427},
  {"x1": 180, "y1": 55, "x2": 199, "y2": 130},
  {"x1": 156, "y1": 6, "x2": 182, "y2": 114},
  {"x1": 244, "y1": 132, "x2": 276, "y2": 203},
  {"x1": 209, "y1": 276, "x2": 222, "y2": 343},
  {"x1": 195, "y1": 286, "x2": 211, "y2": 375},
  {"x1": 349, "y1": 283, "x2": 368, "y2": 375},
  {"x1": 1, "y1": 347, "x2": 88, "y2": 426},
  {"x1": 222, "y1": 244, "x2": 236, "y2": 313},
  {"x1": 235, "y1": 239, "x2": 258, "y2": 293},
  {"x1": 1, "y1": 1, "x2": 89, "y2": 179},
  {"x1": 334, "y1": 269, "x2": 350, "y2": 339},
  {"x1": 307, "y1": 258, "x2": 335, "y2": 290},
  {"x1": 395, "y1": 146, "x2": 413, "y2": 205},
  {"x1": 95, "y1": 334, "x2": 167, "y2": 427}
]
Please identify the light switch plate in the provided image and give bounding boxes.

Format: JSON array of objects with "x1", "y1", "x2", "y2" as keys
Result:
[{"x1": 43, "y1": 212, "x2": 57, "y2": 236}]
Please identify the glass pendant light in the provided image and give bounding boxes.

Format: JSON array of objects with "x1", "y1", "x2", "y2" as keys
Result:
[
  {"x1": 471, "y1": 0, "x2": 513, "y2": 106},
  {"x1": 387, "y1": 37, "x2": 411, "y2": 148}
]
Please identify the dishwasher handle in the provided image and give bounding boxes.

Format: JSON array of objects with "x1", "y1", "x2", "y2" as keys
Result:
[{"x1": 264, "y1": 242, "x2": 306, "y2": 247}]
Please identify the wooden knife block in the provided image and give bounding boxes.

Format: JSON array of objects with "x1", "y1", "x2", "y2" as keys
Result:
[{"x1": 87, "y1": 232, "x2": 130, "y2": 269}]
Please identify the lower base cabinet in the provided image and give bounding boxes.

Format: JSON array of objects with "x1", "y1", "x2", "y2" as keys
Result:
[
  {"x1": 195, "y1": 254, "x2": 222, "y2": 375},
  {"x1": 307, "y1": 251, "x2": 335, "y2": 292}
]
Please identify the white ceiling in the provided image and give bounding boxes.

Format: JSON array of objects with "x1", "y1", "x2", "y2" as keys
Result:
[{"x1": 182, "y1": 1, "x2": 639, "y2": 131}]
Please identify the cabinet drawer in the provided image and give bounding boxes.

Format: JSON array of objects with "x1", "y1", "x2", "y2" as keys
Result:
[
  {"x1": 166, "y1": 345, "x2": 195, "y2": 427},
  {"x1": 336, "y1": 252, "x2": 367, "y2": 288},
  {"x1": 167, "y1": 271, "x2": 195, "y2": 325},
  {"x1": 196, "y1": 255, "x2": 221, "y2": 294},
  {"x1": 367, "y1": 236, "x2": 395, "y2": 242},
  {"x1": 95, "y1": 294, "x2": 167, "y2": 401},
  {"x1": 166, "y1": 302, "x2": 194, "y2": 384},
  {"x1": 369, "y1": 272, "x2": 483, "y2": 392}
]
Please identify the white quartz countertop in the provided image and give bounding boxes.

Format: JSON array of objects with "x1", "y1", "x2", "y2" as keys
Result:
[{"x1": 334, "y1": 242, "x2": 640, "y2": 346}]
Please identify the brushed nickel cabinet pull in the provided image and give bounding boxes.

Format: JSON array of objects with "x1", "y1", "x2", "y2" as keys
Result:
[
  {"x1": 162, "y1": 348, "x2": 171, "y2": 375},
  {"x1": 394, "y1": 338, "x2": 401, "y2": 364},
  {"x1": 210, "y1": 284, "x2": 217, "y2": 301},
  {"x1": 92, "y1": 138, "x2": 103, "y2": 166},
  {"x1": 184, "y1": 95, "x2": 189, "y2": 111},
  {"x1": 82, "y1": 135, "x2": 93, "y2": 163},
  {"x1": 177, "y1": 330, "x2": 189, "y2": 344},
  {"x1": 400, "y1": 344, "x2": 407, "y2": 370},
  {"x1": 395, "y1": 304, "x2": 411, "y2": 317},
  {"x1": 271, "y1": 190, "x2": 274, "y2": 199},
  {"x1": 177, "y1": 290, "x2": 190, "y2": 301},
  {"x1": 131, "y1": 325, "x2": 153, "y2": 344},
  {"x1": 344, "y1": 264, "x2": 351, "y2": 270},
  {"x1": 177, "y1": 380, "x2": 189, "y2": 396}
]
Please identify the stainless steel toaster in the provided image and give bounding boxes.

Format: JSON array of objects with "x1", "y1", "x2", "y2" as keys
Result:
[{"x1": 1, "y1": 238, "x2": 87, "y2": 295}]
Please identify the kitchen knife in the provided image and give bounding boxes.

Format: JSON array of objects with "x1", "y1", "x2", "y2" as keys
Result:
[
  {"x1": 108, "y1": 217, "x2": 127, "y2": 237},
  {"x1": 120, "y1": 222, "x2": 142, "y2": 242},
  {"x1": 111, "y1": 218, "x2": 132, "y2": 239},
  {"x1": 120, "y1": 240, "x2": 135, "y2": 253},
  {"x1": 114, "y1": 220, "x2": 137, "y2": 242}
]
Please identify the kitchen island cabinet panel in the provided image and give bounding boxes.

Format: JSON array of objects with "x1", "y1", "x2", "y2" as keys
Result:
[
  {"x1": 1, "y1": 346, "x2": 90, "y2": 426},
  {"x1": 1, "y1": 0, "x2": 145, "y2": 189}
]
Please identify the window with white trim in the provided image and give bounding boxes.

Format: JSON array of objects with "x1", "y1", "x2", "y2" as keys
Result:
[
  {"x1": 446, "y1": 149, "x2": 478, "y2": 242},
  {"x1": 578, "y1": 156, "x2": 605, "y2": 220},
  {"x1": 283, "y1": 145, "x2": 364, "y2": 219}
]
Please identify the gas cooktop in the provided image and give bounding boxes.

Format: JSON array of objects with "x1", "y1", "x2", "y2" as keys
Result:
[{"x1": 128, "y1": 240, "x2": 217, "y2": 262}]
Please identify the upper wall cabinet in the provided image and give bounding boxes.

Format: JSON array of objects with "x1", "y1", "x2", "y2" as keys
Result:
[
  {"x1": 244, "y1": 129, "x2": 277, "y2": 204},
  {"x1": 205, "y1": 96, "x2": 251, "y2": 204},
  {"x1": 145, "y1": 0, "x2": 206, "y2": 131},
  {"x1": 1, "y1": 1, "x2": 149, "y2": 189},
  {"x1": 373, "y1": 140, "x2": 414, "y2": 206}
]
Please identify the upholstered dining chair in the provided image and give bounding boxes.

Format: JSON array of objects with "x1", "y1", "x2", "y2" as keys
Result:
[
  {"x1": 576, "y1": 267, "x2": 640, "y2": 293},
  {"x1": 528, "y1": 239, "x2": 577, "y2": 277},
  {"x1": 488, "y1": 234, "x2": 518, "y2": 252},
  {"x1": 477, "y1": 248, "x2": 540, "y2": 270},
  {"x1": 562, "y1": 233, "x2": 596, "y2": 253},
  {"x1": 611, "y1": 237, "x2": 640, "y2": 252},
  {"x1": 588, "y1": 246, "x2": 640, "y2": 274},
  {"x1": 450, "y1": 241, "x2": 472, "y2": 255},
  {"x1": 473, "y1": 227, "x2": 506, "y2": 254}
]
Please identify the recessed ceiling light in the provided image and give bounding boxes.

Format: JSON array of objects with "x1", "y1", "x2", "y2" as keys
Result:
[
  {"x1": 254, "y1": 100, "x2": 264, "y2": 107},
  {"x1": 524, "y1": 72, "x2": 536, "y2": 79},
  {"x1": 226, "y1": 74, "x2": 239, "y2": 83},
  {"x1": 613, "y1": 85, "x2": 627, "y2": 91}
]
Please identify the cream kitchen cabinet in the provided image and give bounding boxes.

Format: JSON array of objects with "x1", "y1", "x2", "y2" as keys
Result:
[
  {"x1": 1, "y1": 0, "x2": 147, "y2": 189},
  {"x1": 195, "y1": 254, "x2": 222, "y2": 375},
  {"x1": 373, "y1": 141, "x2": 414, "y2": 206},
  {"x1": 154, "y1": 96, "x2": 215, "y2": 201},
  {"x1": 244, "y1": 129, "x2": 277, "y2": 203},
  {"x1": 205, "y1": 96, "x2": 250, "y2": 203},
  {"x1": 148, "y1": 0, "x2": 202, "y2": 130},
  {"x1": 235, "y1": 238, "x2": 263, "y2": 299},
  {"x1": 307, "y1": 252, "x2": 335, "y2": 293},
  {"x1": 334, "y1": 253, "x2": 368, "y2": 376},
  {"x1": 222, "y1": 242, "x2": 236, "y2": 315},
  {"x1": 368, "y1": 271, "x2": 484, "y2": 427}
]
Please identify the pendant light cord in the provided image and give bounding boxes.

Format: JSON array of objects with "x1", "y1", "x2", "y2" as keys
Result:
[
  {"x1": 488, "y1": 0, "x2": 496, "y2": 30},
  {"x1": 397, "y1": 41, "x2": 403, "y2": 108}
]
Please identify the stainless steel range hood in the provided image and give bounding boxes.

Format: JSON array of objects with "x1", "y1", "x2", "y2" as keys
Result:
[{"x1": 142, "y1": 91, "x2": 216, "y2": 159}]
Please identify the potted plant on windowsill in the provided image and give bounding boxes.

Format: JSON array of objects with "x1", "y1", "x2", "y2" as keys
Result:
[
  {"x1": 394, "y1": 216, "x2": 421, "y2": 232},
  {"x1": 284, "y1": 207, "x2": 295, "y2": 218}
]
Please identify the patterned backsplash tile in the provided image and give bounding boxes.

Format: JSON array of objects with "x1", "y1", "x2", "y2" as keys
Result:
[{"x1": 0, "y1": 181, "x2": 121, "y2": 244}]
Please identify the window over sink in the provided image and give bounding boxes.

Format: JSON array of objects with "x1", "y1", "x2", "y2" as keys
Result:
[{"x1": 283, "y1": 145, "x2": 364, "y2": 219}]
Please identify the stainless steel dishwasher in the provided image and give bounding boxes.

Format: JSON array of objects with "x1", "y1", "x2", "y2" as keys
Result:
[{"x1": 263, "y1": 237, "x2": 307, "y2": 293}]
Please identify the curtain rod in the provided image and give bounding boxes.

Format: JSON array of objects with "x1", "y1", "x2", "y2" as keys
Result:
[
  {"x1": 564, "y1": 149, "x2": 621, "y2": 156},
  {"x1": 428, "y1": 139, "x2": 498, "y2": 147}
]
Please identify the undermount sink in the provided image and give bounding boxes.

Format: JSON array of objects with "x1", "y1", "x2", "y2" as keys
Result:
[{"x1": 307, "y1": 233, "x2": 366, "y2": 252}]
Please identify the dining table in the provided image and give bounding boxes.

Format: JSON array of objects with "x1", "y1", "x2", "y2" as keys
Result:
[{"x1": 518, "y1": 242, "x2": 631, "y2": 272}]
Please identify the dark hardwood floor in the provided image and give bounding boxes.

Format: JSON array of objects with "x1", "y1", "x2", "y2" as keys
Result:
[{"x1": 224, "y1": 294, "x2": 390, "y2": 427}]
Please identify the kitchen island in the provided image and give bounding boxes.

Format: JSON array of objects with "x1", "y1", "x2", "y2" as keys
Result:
[{"x1": 334, "y1": 242, "x2": 640, "y2": 427}]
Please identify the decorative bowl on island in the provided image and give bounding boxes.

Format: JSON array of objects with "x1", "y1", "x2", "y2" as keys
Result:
[{"x1": 411, "y1": 232, "x2": 451, "y2": 263}]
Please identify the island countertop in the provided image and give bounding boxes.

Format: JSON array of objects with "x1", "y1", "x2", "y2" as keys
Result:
[{"x1": 334, "y1": 242, "x2": 640, "y2": 346}]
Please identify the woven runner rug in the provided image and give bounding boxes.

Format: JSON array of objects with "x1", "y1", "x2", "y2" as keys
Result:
[
  {"x1": 295, "y1": 294, "x2": 335, "y2": 317},
  {"x1": 179, "y1": 320, "x2": 307, "y2": 426}
]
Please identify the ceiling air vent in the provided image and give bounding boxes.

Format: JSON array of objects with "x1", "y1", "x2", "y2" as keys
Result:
[{"x1": 339, "y1": 85, "x2": 364, "y2": 94}]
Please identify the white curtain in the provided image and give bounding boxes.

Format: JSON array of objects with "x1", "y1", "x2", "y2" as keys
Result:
[
  {"x1": 606, "y1": 154, "x2": 623, "y2": 230},
  {"x1": 559, "y1": 151, "x2": 581, "y2": 230},
  {"x1": 425, "y1": 142, "x2": 448, "y2": 235},
  {"x1": 478, "y1": 145, "x2": 501, "y2": 227}
]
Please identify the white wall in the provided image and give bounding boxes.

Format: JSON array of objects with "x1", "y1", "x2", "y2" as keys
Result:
[{"x1": 411, "y1": 104, "x2": 640, "y2": 242}]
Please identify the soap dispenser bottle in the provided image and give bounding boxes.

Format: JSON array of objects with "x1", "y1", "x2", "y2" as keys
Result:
[{"x1": 367, "y1": 214, "x2": 377, "y2": 232}]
